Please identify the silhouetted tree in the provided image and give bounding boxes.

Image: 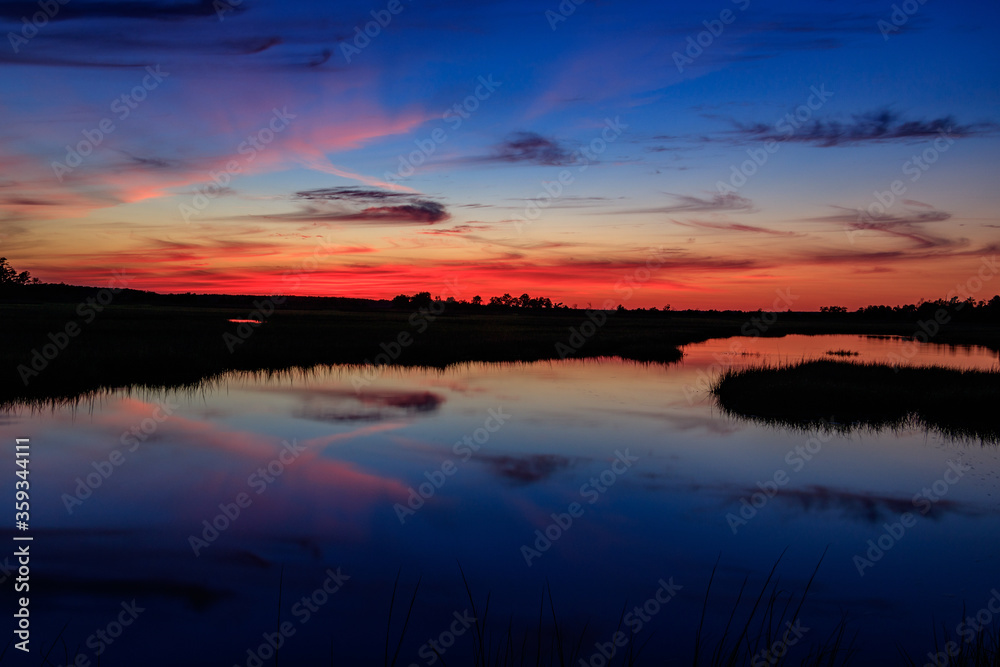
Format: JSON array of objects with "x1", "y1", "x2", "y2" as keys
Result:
[
  {"x1": 0, "y1": 257, "x2": 35, "y2": 287},
  {"x1": 411, "y1": 292, "x2": 433, "y2": 308},
  {"x1": 489, "y1": 293, "x2": 516, "y2": 307}
]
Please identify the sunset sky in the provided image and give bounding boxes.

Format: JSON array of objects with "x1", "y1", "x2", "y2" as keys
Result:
[{"x1": 1, "y1": 0, "x2": 997, "y2": 309}]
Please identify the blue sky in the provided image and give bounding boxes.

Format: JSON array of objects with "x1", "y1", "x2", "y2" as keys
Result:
[{"x1": 1, "y1": 0, "x2": 998, "y2": 307}]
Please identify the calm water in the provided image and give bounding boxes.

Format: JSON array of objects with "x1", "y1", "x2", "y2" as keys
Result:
[{"x1": 4, "y1": 335, "x2": 999, "y2": 665}]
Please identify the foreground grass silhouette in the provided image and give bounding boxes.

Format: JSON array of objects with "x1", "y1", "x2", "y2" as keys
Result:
[
  {"x1": 379, "y1": 555, "x2": 855, "y2": 667},
  {"x1": 712, "y1": 361, "x2": 1000, "y2": 443},
  {"x1": 10, "y1": 554, "x2": 999, "y2": 666}
]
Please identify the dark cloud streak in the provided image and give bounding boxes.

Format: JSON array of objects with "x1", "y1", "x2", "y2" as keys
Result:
[
  {"x1": 255, "y1": 187, "x2": 452, "y2": 225},
  {"x1": 456, "y1": 132, "x2": 577, "y2": 167},
  {"x1": 728, "y1": 109, "x2": 993, "y2": 147},
  {"x1": 809, "y1": 206, "x2": 960, "y2": 250},
  {"x1": 0, "y1": 0, "x2": 234, "y2": 22},
  {"x1": 674, "y1": 219, "x2": 798, "y2": 236}
]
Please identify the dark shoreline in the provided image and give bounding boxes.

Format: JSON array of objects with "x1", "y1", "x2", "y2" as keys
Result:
[{"x1": 2, "y1": 289, "x2": 999, "y2": 408}]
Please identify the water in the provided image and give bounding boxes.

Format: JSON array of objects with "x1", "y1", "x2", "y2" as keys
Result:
[{"x1": 4, "y1": 335, "x2": 999, "y2": 665}]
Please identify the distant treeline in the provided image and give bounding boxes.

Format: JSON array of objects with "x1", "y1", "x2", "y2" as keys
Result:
[
  {"x1": 821, "y1": 296, "x2": 1000, "y2": 322},
  {"x1": 391, "y1": 291, "x2": 570, "y2": 310},
  {"x1": 2, "y1": 258, "x2": 999, "y2": 319},
  {"x1": 391, "y1": 290, "x2": 1000, "y2": 322},
  {"x1": 0, "y1": 281, "x2": 380, "y2": 311},
  {"x1": 4, "y1": 282, "x2": 999, "y2": 321}
]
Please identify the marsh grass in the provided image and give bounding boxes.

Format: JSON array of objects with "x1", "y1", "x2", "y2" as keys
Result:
[
  {"x1": 900, "y1": 619, "x2": 1000, "y2": 666},
  {"x1": 5, "y1": 301, "x2": 999, "y2": 409},
  {"x1": 711, "y1": 360, "x2": 1000, "y2": 443},
  {"x1": 0, "y1": 304, "x2": 688, "y2": 408},
  {"x1": 12, "y1": 554, "x2": 1000, "y2": 666},
  {"x1": 377, "y1": 552, "x2": 858, "y2": 667},
  {"x1": 691, "y1": 550, "x2": 856, "y2": 667}
]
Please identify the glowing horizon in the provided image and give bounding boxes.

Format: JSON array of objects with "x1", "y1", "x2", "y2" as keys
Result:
[{"x1": 1, "y1": 0, "x2": 998, "y2": 310}]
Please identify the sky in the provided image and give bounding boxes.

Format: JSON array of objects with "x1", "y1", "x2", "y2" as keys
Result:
[{"x1": 0, "y1": 0, "x2": 998, "y2": 309}]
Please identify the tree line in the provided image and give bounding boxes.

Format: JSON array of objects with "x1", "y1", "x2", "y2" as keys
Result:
[
  {"x1": 390, "y1": 291, "x2": 678, "y2": 312},
  {"x1": 0, "y1": 257, "x2": 37, "y2": 287},
  {"x1": 843, "y1": 295, "x2": 1000, "y2": 322},
  {"x1": 4, "y1": 258, "x2": 998, "y2": 320},
  {"x1": 391, "y1": 292, "x2": 567, "y2": 310}
]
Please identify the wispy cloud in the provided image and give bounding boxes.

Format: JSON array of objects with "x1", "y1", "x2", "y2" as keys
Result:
[
  {"x1": 418, "y1": 223, "x2": 494, "y2": 236},
  {"x1": 492, "y1": 132, "x2": 573, "y2": 165},
  {"x1": 615, "y1": 193, "x2": 754, "y2": 215},
  {"x1": 726, "y1": 109, "x2": 994, "y2": 146},
  {"x1": 673, "y1": 219, "x2": 799, "y2": 236},
  {"x1": 253, "y1": 187, "x2": 451, "y2": 225},
  {"x1": 459, "y1": 132, "x2": 577, "y2": 167},
  {"x1": 294, "y1": 188, "x2": 412, "y2": 202},
  {"x1": 809, "y1": 205, "x2": 959, "y2": 250}
]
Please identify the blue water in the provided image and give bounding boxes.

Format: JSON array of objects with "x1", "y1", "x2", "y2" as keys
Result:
[{"x1": 3, "y1": 335, "x2": 999, "y2": 665}]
